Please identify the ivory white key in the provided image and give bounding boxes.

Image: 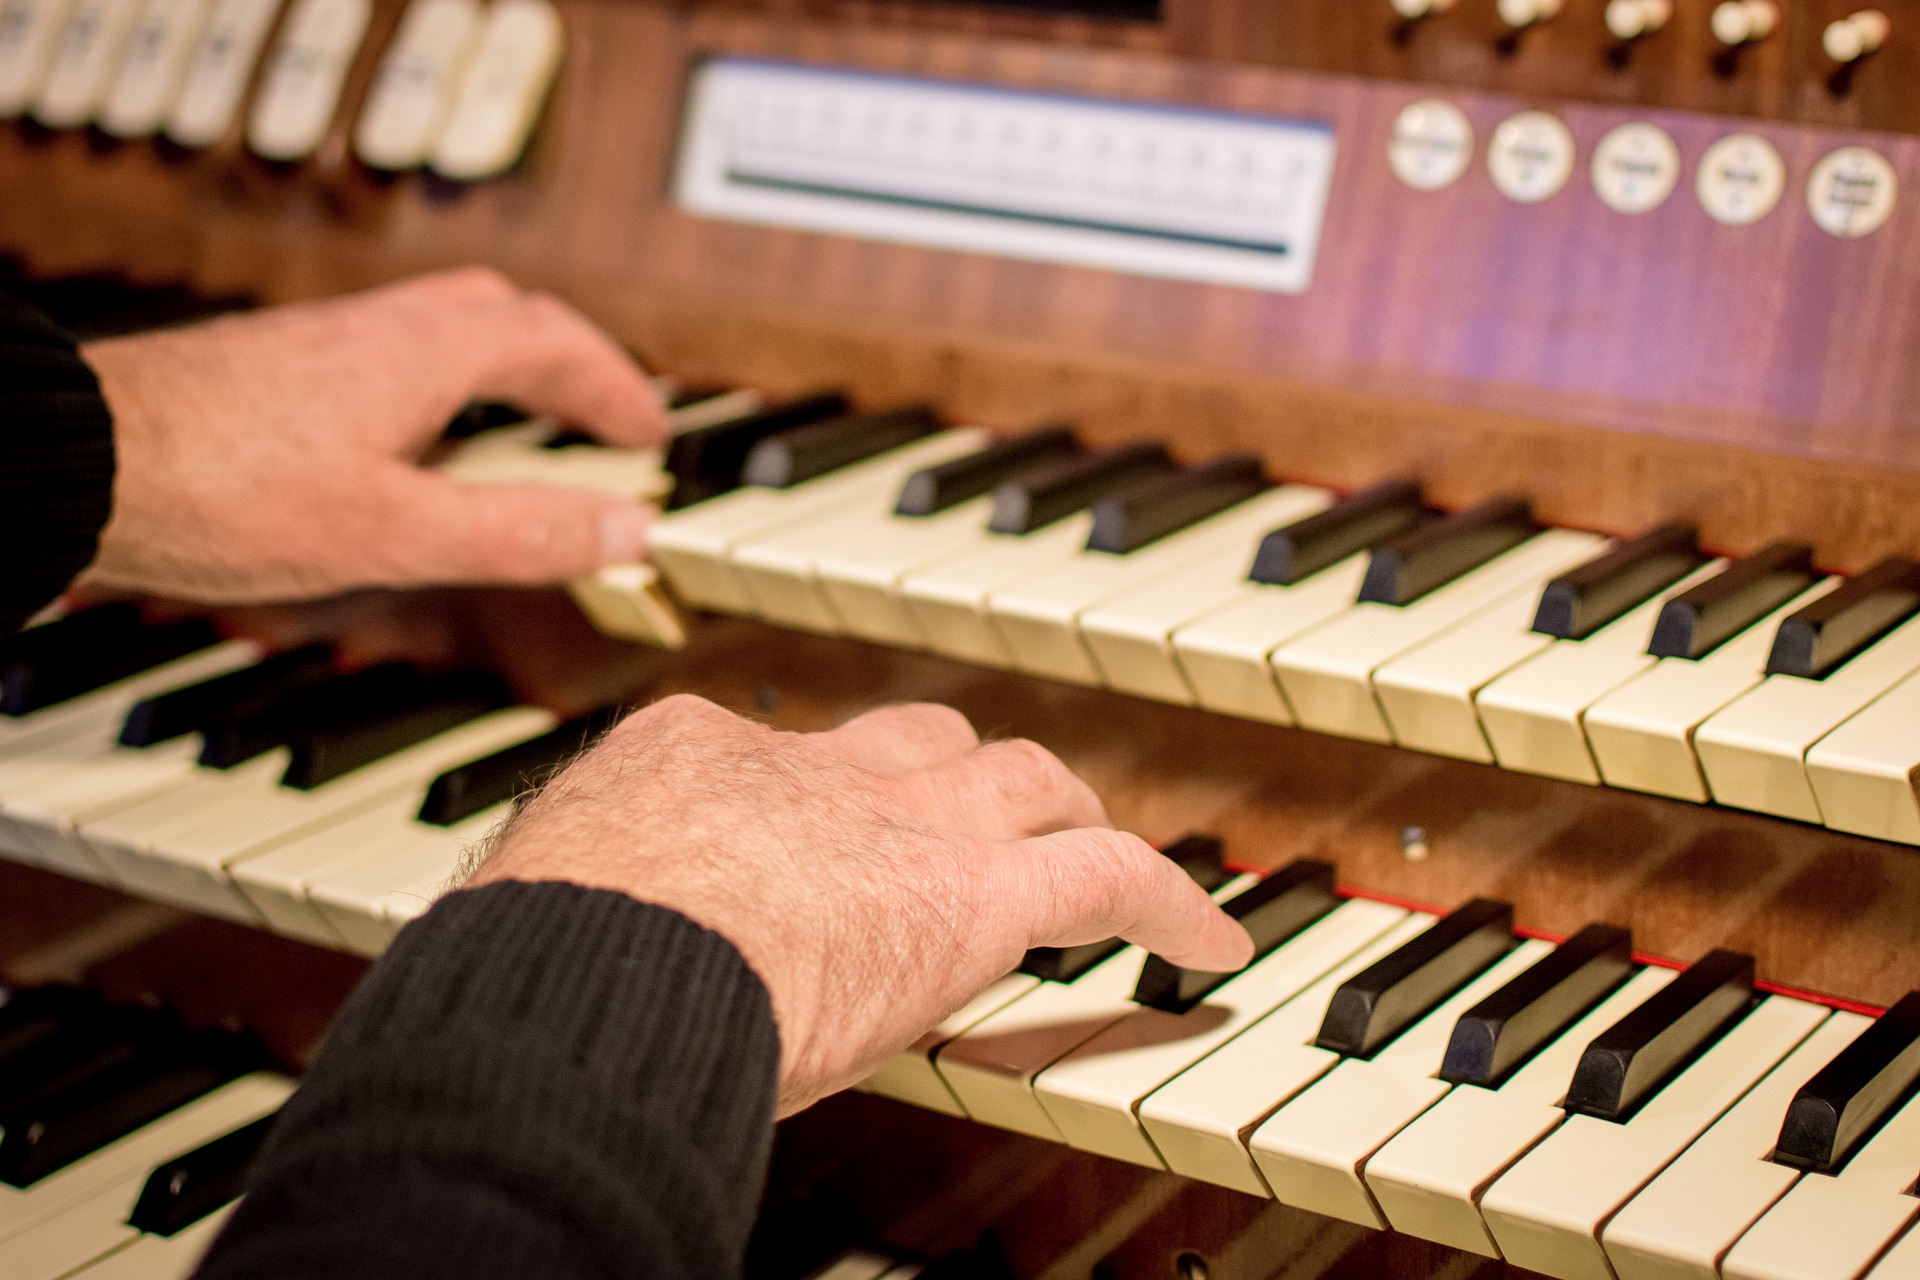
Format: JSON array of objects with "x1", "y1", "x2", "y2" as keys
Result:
[
  {"x1": 0, "y1": 0, "x2": 77, "y2": 115},
  {"x1": 1480, "y1": 994, "x2": 1830, "y2": 1280},
  {"x1": 0, "y1": 1072, "x2": 290, "y2": 1244},
  {"x1": 32, "y1": 0, "x2": 142, "y2": 126},
  {"x1": 161, "y1": 0, "x2": 277, "y2": 145},
  {"x1": 1719, "y1": 1085, "x2": 1920, "y2": 1280},
  {"x1": 351, "y1": 0, "x2": 478, "y2": 170},
  {"x1": 80, "y1": 707, "x2": 552, "y2": 923},
  {"x1": 1586, "y1": 579, "x2": 1838, "y2": 802},
  {"x1": 1271, "y1": 530, "x2": 1604, "y2": 742},
  {"x1": 98, "y1": 0, "x2": 209, "y2": 135},
  {"x1": 428, "y1": 0, "x2": 561, "y2": 181},
  {"x1": 1244, "y1": 939, "x2": 1552, "y2": 1226},
  {"x1": 1806, "y1": 668, "x2": 1920, "y2": 844},
  {"x1": 1367, "y1": 965, "x2": 1675, "y2": 1257},
  {"x1": 920, "y1": 870, "x2": 1259, "y2": 1129},
  {"x1": 1165, "y1": 555, "x2": 1372, "y2": 724},
  {"x1": 897, "y1": 517, "x2": 1095, "y2": 668},
  {"x1": 305, "y1": 808, "x2": 491, "y2": 954},
  {"x1": 988, "y1": 486, "x2": 1330, "y2": 686},
  {"x1": 434, "y1": 423, "x2": 669, "y2": 502},
  {"x1": 1132, "y1": 912, "x2": 1434, "y2": 1196},
  {"x1": 1472, "y1": 559, "x2": 1727, "y2": 782},
  {"x1": 1865, "y1": 1225, "x2": 1920, "y2": 1278},
  {"x1": 244, "y1": 0, "x2": 370, "y2": 161},
  {"x1": 862, "y1": 973, "x2": 1042, "y2": 1116},
  {"x1": 1601, "y1": 1009, "x2": 1873, "y2": 1280},
  {"x1": 70, "y1": 1202, "x2": 235, "y2": 1280},
  {"x1": 1696, "y1": 613, "x2": 1920, "y2": 824},
  {"x1": 650, "y1": 430, "x2": 989, "y2": 614},
  {"x1": 1031, "y1": 897, "x2": 1408, "y2": 1168}
]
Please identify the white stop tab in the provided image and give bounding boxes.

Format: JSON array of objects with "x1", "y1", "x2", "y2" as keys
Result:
[
  {"x1": 1487, "y1": 111, "x2": 1575, "y2": 204},
  {"x1": 1806, "y1": 145, "x2": 1897, "y2": 238},
  {"x1": 1388, "y1": 98, "x2": 1474, "y2": 192},
  {"x1": 1590, "y1": 121, "x2": 1679, "y2": 214},
  {"x1": 1695, "y1": 132, "x2": 1785, "y2": 226}
]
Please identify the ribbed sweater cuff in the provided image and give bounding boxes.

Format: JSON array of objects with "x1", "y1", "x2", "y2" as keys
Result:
[{"x1": 205, "y1": 882, "x2": 781, "y2": 1279}]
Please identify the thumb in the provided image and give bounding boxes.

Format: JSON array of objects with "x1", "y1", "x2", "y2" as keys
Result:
[
  {"x1": 372, "y1": 468, "x2": 656, "y2": 586},
  {"x1": 996, "y1": 828, "x2": 1254, "y2": 973}
]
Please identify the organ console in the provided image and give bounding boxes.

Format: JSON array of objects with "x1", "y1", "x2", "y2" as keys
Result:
[{"x1": 6, "y1": 0, "x2": 1920, "y2": 1275}]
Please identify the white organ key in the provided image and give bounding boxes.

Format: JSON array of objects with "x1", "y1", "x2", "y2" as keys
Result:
[
  {"x1": 161, "y1": 0, "x2": 278, "y2": 146},
  {"x1": 1866, "y1": 1227, "x2": 1920, "y2": 1278},
  {"x1": 896, "y1": 517, "x2": 1094, "y2": 668},
  {"x1": 1695, "y1": 613, "x2": 1920, "y2": 824},
  {"x1": 1270, "y1": 529, "x2": 1605, "y2": 742},
  {"x1": 862, "y1": 973, "x2": 1043, "y2": 1116},
  {"x1": 566, "y1": 563, "x2": 686, "y2": 649},
  {"x1": 68, "y1": 1203, "x2": 235, "y2": 1280},
  {"x1": 1031, "y1": 897, "x2": 1410, "y2": 1169},
  {"x1": 1366, "y1": 965, "x2": 1676, "y2": 1257},
  {"x1": 98, "y1": 0, "x2": 210, "y2": 136},
  {"x1": 1585, "y1": 579, "x2": 1838, "y2": 802},
  {"x1": 1472, "y1": 559, "x2": 1728, "y2": 782},
  {"x1": 0, "y1": 0, "x2": 77, "y2": 117},
  {"x1": 920, "y1": 869, "x2": 1260, "y2": 1132},
  {"x1": 244, "y1": 0, "x2": 370, "y2": 161},
  {"x1": 0, "y1": 734, "x2": 208, "y2": 882},
  {"x1": 435, "y1": 424, "x2": 668, "y2": 500},
  {"x1": 351, "y1": 0, "x2": 477, "y2": 170},
  {"x1": 32, "y1": 0, "x2": 142, "y2": 127},
  {"x1": 987, "y1": 486, "x2": 1332, "y2": 686},
  {"x1": 1243, "y1": 939, "x2": 1554, "y2": 1226},
  {"x1": 304, "y1": 809, "x2": 488, "y2": 953},
  {"x1": 1805, "y1": 668, "x2": 1920, "y2": 844},
  {"x1": 1719, "y1": 1085, "x2": 1920, "y2": 1280},
  {"x1": 649, "y1": 430, "x2": 990, "y2": 614},
  {"x1": 79, "y1": 707, "x2": 553, "y2": 923},
  {"x1": 427, "y1": 0, "x2": 560, "y2": 181},
  {"x1": 1132, "y1": 912, "x2": 1435, "y2": 1196},
  {"x1": 1480, "y1": 995, "x2": 1830, "y2": 1280},
  {"x1": 0, "y1": 1072, "x2": 291, "y2": 1244},
  {"x1": 1165, "y1": 555, "x2": 1371, "y2": 724},
  {"x1": 1601, "y1": 1010, "x2": 1874, "y2": 1280}
]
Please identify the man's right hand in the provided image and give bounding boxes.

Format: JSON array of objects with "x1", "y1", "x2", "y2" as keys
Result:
[{"x1": 465, "y1": 695, "x2": 1253, "y2": 1116}]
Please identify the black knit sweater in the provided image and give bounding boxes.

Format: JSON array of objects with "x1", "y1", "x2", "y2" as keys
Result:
[{"x1": 1, "y1": 296, "x2": 784, "y2": 1278}]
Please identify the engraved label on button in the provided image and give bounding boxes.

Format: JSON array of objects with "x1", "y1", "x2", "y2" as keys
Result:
[
  {"x1": 1695, "y1": 132, "x2": 1785, "y2": 226},
  {"x1": 1591, "y1": 121, "x2": 1679, "y2": 214},
  {"x1": 1388, "y1": 99, "x2": 1473, "y2": 192},
  {"x1": 1807, "y1": 145, "x2": 1897, "y2": 238},
  {"x1": 1487, "y1": 110, "x2": 1575, "y2": 204}
]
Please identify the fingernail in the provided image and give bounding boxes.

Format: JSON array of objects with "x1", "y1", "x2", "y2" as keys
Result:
[{"x1": 599, "y1": 506, "x2": 654, "y2": 565}]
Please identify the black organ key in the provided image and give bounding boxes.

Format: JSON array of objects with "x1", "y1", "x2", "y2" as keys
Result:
[
  {"x1": 128, "y1": 1112, "x2": 277, "y2": 1236},
  {"x1": 894, "y1": 427, "x2": 1081, "y2": 517},
  {"x1": 1647, "y1": 540, "x2": 1817, "y2": 660},
  {"x1": 1020, "y1": 833, "x2": 1231, "y2": 983},
  {"x1": 1440, "y1": 923, "x2": 1635, "y2": 1088},
  {"x1": 198, "y1": 663, "x2": 428, "y2": 769},
  {"x1": 281, "y1": 669, "x2": 513, "y2": 790},
  {"x1": 1248, "y1": 478, "x2": 1427, "y2": 586},
  {"x1": 663, "y1": 390, "x2": 850, "y2": 509},
  {"x1": 1765, "y1": 556, "x2": 1920, "y2": 679},
  {"x1": 1532, "y1": 523, "x2": 1707, "y2": 641},
  {"x1": 1086, "y1": 455, "x2": 1270, "y2": 556},
  {"x1": 1, "y1": 605, "x2": 221, "y2": 716},
  {"x1": 1773, "y1": 990, "x2": 1920, "y2": 1175},
  {"x1": 120, "y1": 645, "x2": 336, "y2": 748},
  {"x1": 1357, "y1": 497, "x2": 1540, "y2": 607},
  {"x1": 417, "y1": 704, "x2": 624, "y2": 826},
  {"x1": 987, "y1": 443, "x2": 1174, "y2": 535},
  {"x1": 1562, "y1": 948, "x2": 1756, "y2": 1123},
  {"x1": 1133, "y1": 859, "x2": 1340, "y2": 1014},
  {"x1": 1315, "y1": 898, "x2": 1517, "y2": 1059},
  {"x1": 440, "y1": 400, "x2": 530, "y2": 440},
  {"x1": 0, "y1": 1000, "x2": 165, "y2": 1106},
  {"x1": 742, "y1": 404, "x2": 942, "y2": 489}
]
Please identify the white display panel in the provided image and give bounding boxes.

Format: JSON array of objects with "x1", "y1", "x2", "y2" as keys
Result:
[{"x1": 673, "y1": 57, "x2": 1337, "y2": 294}]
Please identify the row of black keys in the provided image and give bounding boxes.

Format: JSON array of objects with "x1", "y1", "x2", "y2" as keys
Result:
[
  {"x1": 481, "y1": 387, "x2": 1918, "y2": 682},
  {"x1": 0, "y1": 603, "x2": 621, "y2": 823},
  {"x1": 1026, "y1": 835, "x2": 1920, "y2": 1179},
  {"x1": 0, "y1": 984, "x2": 272, "y2": 1232}
]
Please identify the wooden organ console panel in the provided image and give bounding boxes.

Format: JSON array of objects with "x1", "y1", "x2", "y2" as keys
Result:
[{"x1": 6, "y1": 0, "x2": 1920, "y2": 1277}]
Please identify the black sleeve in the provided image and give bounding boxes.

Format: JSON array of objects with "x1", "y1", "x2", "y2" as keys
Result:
[
  {"x1": 0, "y1": 295, "x2": 116, "y2": 635},
  {"x1": 194, "y1": 881, "x2": 783, "y2": 1280}
]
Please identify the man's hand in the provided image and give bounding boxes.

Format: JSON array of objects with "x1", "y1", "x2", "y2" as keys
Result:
[
  {"x1": 466, "y1": 696, "x2": 1254, "y2": 1115},
  {"x1": 81, "y1": 268, "x2": 667, "y2": 603}
]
